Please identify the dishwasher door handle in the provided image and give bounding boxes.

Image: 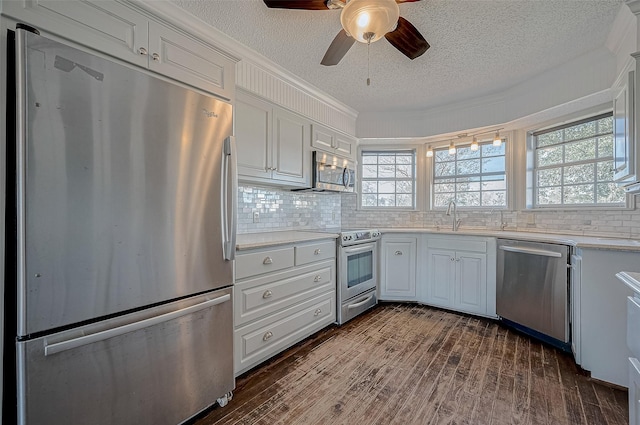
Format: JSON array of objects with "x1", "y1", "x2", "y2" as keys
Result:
[{"x1": 499, "y1": 245, "x2": 563, "y2": 258}]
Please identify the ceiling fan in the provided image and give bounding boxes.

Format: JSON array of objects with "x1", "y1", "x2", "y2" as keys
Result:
[{"x1": 263, "y1": 0, "x2": 430, "y2": 66}]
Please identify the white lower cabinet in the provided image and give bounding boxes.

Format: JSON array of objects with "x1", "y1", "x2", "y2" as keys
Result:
[
  {"x1": 379, "y1": 236, "x2": 417, "y2": 300},
  {"x1": 630, "y1": 358, "x2": 640, "y2": 425},
  {"x1": 233, "y1": 239, "x2": 336, "y2": 375}
]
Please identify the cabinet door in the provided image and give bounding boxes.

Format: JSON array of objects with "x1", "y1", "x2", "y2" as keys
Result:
[
  {"x1": 235, "y1": 94, "x2": 272, "y2": 180},
  {"x1": 148, "y1": 23, "x2": 234, "y2": 100},
  {"x1": 630, "y1": 358, "x2": 640, "y2": 425},
  {"x1": 380, "y1": 239, "x2": 416, "y2": 299},
  {"x1": 455, "y1": 252, "x2": 487, "y2": 315},
  {"x1": 334, "y1": 134, "x2": 356, "y2": 159},
  {"x1": 427, "y1": 249, "x2": 455, "y2": 308},
  {"x1": 272, "y1": 108, "x2": 310, "y2": 186},
  {"x1": 613, "y1": 69, "x2": 635, "y2": 183},
  {"x1": 311, "y1": 124, "x2": 335, "y2": 152},
  {"x1": 3, "y1": 0, "x2": 149, "y2": 67}
]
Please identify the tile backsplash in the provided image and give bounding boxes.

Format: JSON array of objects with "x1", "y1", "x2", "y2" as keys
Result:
[
  {"x1": 340, "y1": 194, "x2": 640, "y2": 238},
  {"x1": 238, "y1": 185, "x2": 341, "y2": 234},
  {"x1": 238, "y1": 186, "x2": 640, "y2": 238}
]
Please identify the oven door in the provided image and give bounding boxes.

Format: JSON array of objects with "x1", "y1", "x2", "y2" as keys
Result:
[{"x1": 339, "y1": 242, "x2": 378, "y2": 301}]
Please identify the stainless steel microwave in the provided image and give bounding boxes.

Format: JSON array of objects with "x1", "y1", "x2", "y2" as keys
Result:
[{"x1": 311, "y1": 151, "x2": 355, "y2": 192}]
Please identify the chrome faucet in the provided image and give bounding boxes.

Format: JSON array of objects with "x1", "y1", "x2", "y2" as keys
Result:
[{"x1": 446, "y1": 200, "x2": 461, "y2": 231}]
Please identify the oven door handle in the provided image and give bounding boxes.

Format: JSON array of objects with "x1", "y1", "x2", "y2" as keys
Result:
[
  {"x1": 343, "y1": 244, "x2": 374, "y2": 254},
  {"x1": 499, "y1": 245, "x2": 562, "y2": 258},
  {"x1": 347, "y1": 294, "x2": 375, "y2": 309}
]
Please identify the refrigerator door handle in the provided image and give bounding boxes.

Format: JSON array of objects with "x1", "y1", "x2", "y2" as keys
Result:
[
  {"x1": 44, "y1": 294, "x2": 231, "y2": 356},
  {"x1": 222, "y1": 135, "x2": 237, "y2": 261}
]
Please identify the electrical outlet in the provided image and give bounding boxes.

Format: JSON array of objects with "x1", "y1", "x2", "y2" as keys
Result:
[{"x1": 253, "y1": 212, "x2": 259, "y2": 223}]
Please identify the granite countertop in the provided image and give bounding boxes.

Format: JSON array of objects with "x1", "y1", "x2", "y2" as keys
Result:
[
  {"x1": 377, "y1": 228, "x2": 640, "y2": 251},
  {"x1": 236, "y1": 230, "x2": 339, "y2": 251},
  {"x1": 616, "y1": 271, "x2": 640, "y2": 294}
]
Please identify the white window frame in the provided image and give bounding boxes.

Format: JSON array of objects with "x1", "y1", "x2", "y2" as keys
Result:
[
  {"x1": 431, "y1": 139, "x2": 509, "y2": 210},
  {"x1": 357, "y1": 146, "x2": 423, "y2": 211},
  {"x1": 527, "y1": 112, "x2": 630, "y2": 210}
]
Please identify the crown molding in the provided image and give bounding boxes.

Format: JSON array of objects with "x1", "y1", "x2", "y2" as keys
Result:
[{"x1": 606, "y1": 4, "x2": 636, "y2": 55}]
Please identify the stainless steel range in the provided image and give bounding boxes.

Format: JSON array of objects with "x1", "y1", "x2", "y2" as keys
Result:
[{"x1": 337, "y1": 229, "x2": 380, "y2": 324}]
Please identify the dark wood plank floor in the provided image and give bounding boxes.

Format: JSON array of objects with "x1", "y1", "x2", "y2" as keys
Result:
[{"x1": 194, "y1": 304, "x2": 628, "y2": 425}]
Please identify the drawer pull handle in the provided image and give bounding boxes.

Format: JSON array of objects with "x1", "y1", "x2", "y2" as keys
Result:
[
  {"x1": 263, "y1": 331, "x2": 273, "y2": 341},
  {"x1": 263, "y1": 290, "x2": 273, "y2": 299},
  {"x1": 314, "y1": 308, "x2": 322, "y2": 316},
  {"x1": 263, "y1": 257, "x2": 273, "y2": 265},
  {"x1": 313, "y1": 275, "x2": 322, "y2": 282},
  {"x1": 314, "y1": 249, "x2": 321, "y2": 255},
  {"x1": 395, "y1": 251, "x2": 403, "y2": 255}
]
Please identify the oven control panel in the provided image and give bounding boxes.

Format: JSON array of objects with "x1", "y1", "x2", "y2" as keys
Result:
[{"x1": 339, "y1": 229, "x2": 381, "y2": 246}]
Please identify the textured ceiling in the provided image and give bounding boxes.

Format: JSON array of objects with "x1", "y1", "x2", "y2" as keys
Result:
[{"x1": 171, "y1": 0, "x2": 625, "y2": 114}]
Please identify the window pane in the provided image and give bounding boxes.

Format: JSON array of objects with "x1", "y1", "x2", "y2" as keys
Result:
[
  {"x1": 457, "y1": 146, "x2": 480, "y2": 160},
  {"x1": 434, "y1": 193, "x2": 453, "y2": 207},
  {"x1": 435, "y1": 161, "x2": 456, "y2": 177},
  {"x1": 397, "y1": 194, "x2": 413, "y2": 207},
  {"x1": 564, "y1": 121, "x2": 596, "y2": 141},
  {"x1": 597, "y1": 135, "x2": 614, "y2": 158},
  {"x1": 482, "y1": 176, "x2": 506, "y2": 190},
  {"x1": 537, "y1": 186, "x2": 562, "y2": 205},
  {"x1": 537, "y1": 168, "x2": 562, "y2": 187},
  {"x1": 537, "y1": 130, "x2": 563, "y2": 147},
  {"x1": 362, "y1": 155, "x2": 377, "y2": 164},
  {"x1": 457, "y1": 159, "x2": 481, "y2": 175},
  {"x1": 362, "y1": 164, "x2": 377, "y2": 178},
  {"x1": 396, "y1": 164, "x2": 413, "y2": 178},
  {"x1": 564, "y1": 163, "x2": 594, "y2": 185},
  {"x1": 378, "y1": 194, "x2": 395, "y2": 206},
  {"x1": 397, "y1": 181, "x2": 413, "y2": 193},
  {"x1": 362, "y1": 181, "x2": 377, "y2": 193},
  {"x1": 378, "y1": 165, "x2": 395, "y2": 178},
  {"x1": 434, "y1": 180, "x2": 455, "y2": 193},
  {"x1": 537, "y1": 145, "x2": 563, "y2": 167},
  {"x1": 362, "y1": 194, "x2": 377, "y2": 207},
  {"x1": 378, "y1": 181, "x2": 395, "y2": 193},
  {"x1": 482, "y1": 144, "x2": 505, "y2": 157},
  {"x1": 435, "y1": 150, "x2": 451, "y2": 162},
  {"x1": 396, "y1": 154, "x2": 413, "y2": 164},
  {"x1": 457, "y1": 192, "x2": 480, "y2": 206},
  {"x1": 379, "y1": 155, "x2": 396, "y2": 164},
  {"x1": 457, "y1": 177, "x2": 480, "y2": 192},
  {"x1": 482, "y1": 191, "x2": 506, "y2": 206},
  {"x1": 597, "y1": 183, "x2": 626, "y2": 204},
  {"x1": 597, "y1": 116, "x2": 613, "y2": 134},
  {"x1": 564, "y1": 184, "x2": 594, "y2": 204},
  {"x1": 482, "y1": 156, "x2": 505, "y2": 173},
  {"x1": 565, "y1": 139, "x2": 596, "y2": 163},
  {"x1": 597, "y1": 161, "x2": 615, "y2": 182}
]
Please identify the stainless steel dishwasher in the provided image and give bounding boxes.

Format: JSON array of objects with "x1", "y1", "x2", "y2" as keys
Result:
[{"x1": 496, "y1": 239, "x2": 570, "y2": 348}]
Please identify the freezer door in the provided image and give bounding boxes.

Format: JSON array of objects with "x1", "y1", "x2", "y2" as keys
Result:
[
  {"x1": 17, "y1": 288, "x2": 234, "y2": 425},
  {"x1": 16, "y1": 31, "x2": 235, "y2": 335}
]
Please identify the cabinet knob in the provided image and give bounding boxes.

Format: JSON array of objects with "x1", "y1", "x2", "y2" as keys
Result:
[
  {"x1": 151, "y1": 52, "x2": 160, "y2": 61},
  {"x1": 313, "y1": 275, "x2": 321, "y2": 282},
  {"x1": 314, "y1": 249, "x2": 321, "y2": 255},
  {"x1": 314, "y1": 308, "x2": 322, "y2": 316},
  {"x1": 456, "y1": 258, "x2": 460, "y2": 262},
  {"x1": 450, "y1": 257, "x2": 455, "y2": 261},
  {"x1": 138, "y1": 47, "x2": 148, "y2": 56},
  {"x1": 262, "y1": 290, "x2": 273, "y2": 299},
  {"x1": 263, "y1": 331, "x2": 273, "y2": 341},
  {"x1": 263, "y1": 257, "x2": 273, "y2": 265},
  {"x1": 395, "y1": 251, "x2": 403, "y2": 256}
]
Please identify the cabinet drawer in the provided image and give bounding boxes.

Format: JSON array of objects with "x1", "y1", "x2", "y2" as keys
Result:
[
  {"x1": 234, "y1": 292, "x2": 335, "y2": 374},
  {"x1": 235, "y1": 264, "x2": 334, "y2": 326},
  {"x1": 427, "y1": 237, "x2": 487, "y2": 253},
  {"x1": 235, "y1": 247, "x2": 294, "y2": 280},
  {"x1": 629, "y1": 296, "x2": 640, "y2": 359},
  {"x1": 295, "y1": 241, "x2": 336, "y2": 266}
]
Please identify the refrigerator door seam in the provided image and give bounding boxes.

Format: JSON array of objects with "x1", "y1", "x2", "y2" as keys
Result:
[{"x1": 44, "y1": 293, "x2": 230, "y2": 356}]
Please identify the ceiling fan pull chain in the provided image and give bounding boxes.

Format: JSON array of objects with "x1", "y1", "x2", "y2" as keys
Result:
[{"x1": 367, "y1": 40, "x2": 371, "y2": 86}]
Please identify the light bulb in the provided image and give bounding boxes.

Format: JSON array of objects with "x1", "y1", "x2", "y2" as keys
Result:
[
  {"x1": 470, "y1": 137, "x2": 479, "y2": 151},
  {"x1": 340, "y1": 0, "x2": 399, "y2": 44},
  {"x1": 449, "y1": 142, "x2": 456, "y2": 155},
  {"x1": 426, "y1": 145, "x2": 433, "y2": 157},
  {"x1": 493, "y1": 131, "x2": 502, "y2": 146}
]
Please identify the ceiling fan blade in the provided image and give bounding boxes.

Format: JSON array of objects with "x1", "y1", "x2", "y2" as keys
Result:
[
  {"x1": 263, "y1": 0, "x2": 330, "y2": 10},
  {"x1": 384, "y1": 16, "x2": 430, "y2": 60},
  {"x1": 321, "y1": 29, "x2": 356, "y2": 66}
]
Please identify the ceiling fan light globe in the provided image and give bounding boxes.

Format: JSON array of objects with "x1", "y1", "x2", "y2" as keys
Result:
[{"x1": 340, "y1": 0, "x2": 399, "y2": 44}]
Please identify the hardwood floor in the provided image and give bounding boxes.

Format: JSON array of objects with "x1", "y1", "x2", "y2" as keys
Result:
[{"x1": 195, "y1": 304, "x2": 628, "y2": 425}]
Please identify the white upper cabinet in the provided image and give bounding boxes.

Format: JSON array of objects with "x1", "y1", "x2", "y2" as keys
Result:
[
  {"x1": 613, "y1": 60, "x2": 635, "y2": 185},
  {"x1": 379, "y1": 236, "x2": 417, "y2": 300},
  {"x1": 235, "y1": 92, "x2": 311, "y2": 187},
  {"x1": 311, "y1": 123, "x2": 356, "y2": 160},
  {"x1": 3, "y1": 0, "x2": 235, "y2": 100}
]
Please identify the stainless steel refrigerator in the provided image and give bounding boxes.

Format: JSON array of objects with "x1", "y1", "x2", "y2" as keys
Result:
[{"x1": 11, "y1": 28, "x2": 237, "y2": 424}]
